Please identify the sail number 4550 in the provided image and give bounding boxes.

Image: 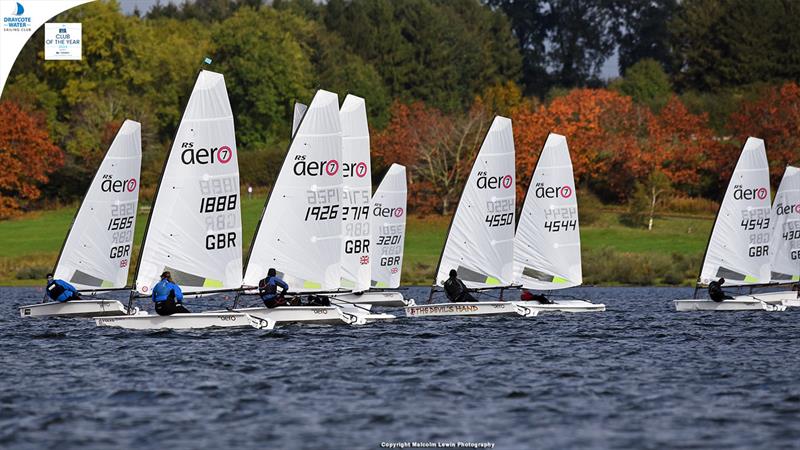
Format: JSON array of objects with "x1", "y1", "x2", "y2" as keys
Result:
[{"x1": 485, "y1": 213, "x2": 513, "y2": 227}]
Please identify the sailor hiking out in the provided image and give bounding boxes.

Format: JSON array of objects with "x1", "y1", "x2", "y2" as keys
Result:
[
  {"x1": 443, "y1": 269, "x2": 477, "y2": 303},
  {"x1": 258, "y1": 268, "x2": 290, "y2": 308},
  {"x1": 520, "y1": 289, "x2": 554, "y2": 304},
  {"x1": 708, "y1": 278, "x2": 734, "y2": 302},
  {"x1": 152, "y1": 271, "x2": 190, "y2": 316},
  {"x1": 45, "y1": 274, "x2": 81, "y2": 302}
]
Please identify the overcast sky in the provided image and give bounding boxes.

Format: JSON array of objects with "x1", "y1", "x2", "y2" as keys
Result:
[{"x1": 116, "y1": 0, "x2": 620, "y2": 79}]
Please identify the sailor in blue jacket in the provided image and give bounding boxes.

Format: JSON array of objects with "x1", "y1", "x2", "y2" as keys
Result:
[
  {"x1": 45, "y1": 274, "x2": 81, "y2": 302},
  {"x1": 258, "y1": 268, "x2": 290, "y2": 308},
  {"x1": 152, "y1": 271, "x2": 190, "y2": 316}
]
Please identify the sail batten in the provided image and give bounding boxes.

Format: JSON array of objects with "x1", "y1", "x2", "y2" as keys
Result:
[
  {"x1": 243, "y1": 90, "x2": 343, "y2": 292},
  {"x1": 135, "y1": 70, "x2": 242, "y2": 294},
  {"x1": 513, "y1": 133, "x2": 581, "y2": 290},
  {"x1": 699, "y1": 137, "x2": 772, "y2": 286},
  {"x1": 434, "y1": 116, "x2": 516, "y2": 289},
  {"x1": 54, "y1": 120, "x2": 142, "y2": 290}
]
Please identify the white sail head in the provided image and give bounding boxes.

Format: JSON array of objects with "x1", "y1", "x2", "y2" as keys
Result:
[
  {"x1": 370, "y1": 164, "x2": 407, "y2": 289},
  {"x1": 292, "y1": 102, "x2": 308, "y2": 139},
  {"x1": 54, "y1": 120, "x2": 142, "y2": 290},
  {"x1": 243, "y1": 90, "x2": 343, "y2": 292},
  {"x1": 513, "y1": 133, "x2": 582, "y2": 290},
  {"x1": 700, "y1": 137, "x2": 772, "y2": 286},
  {"x1": 339, "y1": 95, "x2": 372, "y2": 292},
  {"x1": 135, "y1": 70, "x2": 242, "y2": 294},
  {"x1": 435, "y1": 116, "x2": 516, "y2": 289},
  {"x1": 769, "y1": 165, "x2": 800, "y2": 282}
]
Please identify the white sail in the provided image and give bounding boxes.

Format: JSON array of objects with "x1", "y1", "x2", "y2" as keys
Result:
[
  {"x1": 54, "y1": 120, "x2": 142, "y2": 290},
  {"x1": 513, "y1": 133, "x2": 581, "y2": 290},
  {"x1": 292, "y1": 102, "x2": 308, "y2": 139},
  {"x1": 339, "y1": 95, "x2": 372, "y2": 291},
  {"x1": 135, "y1": 70, "x2": 242, "y2": 294},
  {"x1": 699, "y1": 137, "x2": 771, "y2": 286},
  {"x1": 243, "y1": 90, "x2": 343, "y2": 291},
  {"x1": 769, "y1": 166, "x2": 800, "y2": 282},
  {"x1": 434, "y1": 116, "x2": 515, "y2": 289},
  {"x1": 370, "y1": 164, "x2": 407, "y2": 289}
]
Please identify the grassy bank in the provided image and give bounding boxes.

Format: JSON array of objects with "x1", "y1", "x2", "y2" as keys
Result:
[{"x1": 0, "y1": 199, "x2": 711, "y2": 286}]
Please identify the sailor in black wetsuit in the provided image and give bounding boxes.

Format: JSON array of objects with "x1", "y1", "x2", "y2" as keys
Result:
[
  {"x1": 708, "y1": 278, "x2": 734, "y2": 302},
  {"x1": 45, "y1": 274, "x2": 81, "y2": 302},
  {"x1": 443, "y1": 269, "x2": 477, "y2": 303}
]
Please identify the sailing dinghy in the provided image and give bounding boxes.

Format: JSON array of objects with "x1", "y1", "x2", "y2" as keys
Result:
[
  {"x1": 20, "y1": 120, "x2": 142, "y2": 318},
  {"x1": 768, "y1": 166, "x2": 800, "y2": 307},
  {"x1": 511, "y1": 133, "x2": 605, "y2": 313},
  {"x1": 229, "y1": 90, "x2": 393, "y2": 325},
  {"x1": 95, "y1": 70, "x2": 272, "y2": 330},
  {"x1": 674, "y1": 137, "x2": 787, "y2": 312},
  {"x1": 329, "y1": 96, "x2": 411, "y2": 307},
  {"x1": 404, "y1": 116, "x2": 537, "y2": 318}
]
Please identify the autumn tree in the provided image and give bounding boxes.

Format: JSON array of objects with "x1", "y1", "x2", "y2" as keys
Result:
[
  {"x1": 729, "y1": 82, "x2": 800, "y2": 187},
  {"x1": 372, "y1": 101, "x2": 490, "y2": 213},
  {"x1": 0, "y1": 102, "x2": 63, "y2": 218}
]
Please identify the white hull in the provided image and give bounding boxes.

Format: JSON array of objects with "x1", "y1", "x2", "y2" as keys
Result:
[
  {"x1": 514, "y1": 299, "x2": 606, "y2": 313},
  {"x1": 208, "y1": 305, "x2": 395, "y2": 326},
  {"x1": 674, "y1": 296, "x2": 787, "y2": 312},
  {"x1": 19, "y1": 299, "x2": 132, "y2": 318},
  {"x1": 331, "y1": 291, "x2": 415, "y2": 307},
  {"x1": 404, "y1": 301, "x2": 538, "y2": 318},
  {"x1": 784, "y1": 299, "x2": 800, "y2": 307},
  {"x1": 95, "y1": 312, "x2": 273, "y2": 330},
  {"x1": 674, "y1": 290, "x2": 797, "y2": 311}
]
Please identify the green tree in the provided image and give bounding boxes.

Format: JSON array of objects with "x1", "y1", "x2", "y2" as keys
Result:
[
  {"x1": 210, "y1": 7, "x2": 315, "y2": 148},
  {"x1": 670, "y1": 0, "x2": 800, "y2": 91},
  {"x1": 324, "y1": 0, "x2": 521, "y2": 111},
  {"x1": 610, "y1": 59, "x2": 672, "y2": 111}
]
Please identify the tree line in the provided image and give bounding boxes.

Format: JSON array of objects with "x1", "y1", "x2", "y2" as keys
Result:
[{"x1": 0, "y1": 0, "x2": 799, "y2": 221}]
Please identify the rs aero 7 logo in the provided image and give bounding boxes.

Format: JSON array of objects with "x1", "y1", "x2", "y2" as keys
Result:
[
  {"x1": 476, "y1": 171, "x2": 513, "y2": 189},
  {"x1": 180, "y1": 142, "x2": 233, "y2": 165},
  {"x1": 101, "y1": 174, "x2": 137, "y2": 193},
  {"x1": 733, "y1": 185, "x2": 768, "y2": 200},
  {"x1": 534, "y1": 183, "x2": 573, "y2": 199},
  {"x1": 373, "y1": 203, "x2": 404, "y2": 218},
  {"x1": 293, "y1": 155, "x2": 339, "y2": 176}
]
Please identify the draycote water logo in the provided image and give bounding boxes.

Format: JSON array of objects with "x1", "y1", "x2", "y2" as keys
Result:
[
  {"x1": 293, "y1": 155, "x2": 339, "y2": 176},
  {"x1": 476, "y1": 171, "x2": 513, "y2": 189},
  {"x1": 3, "y1": 2, "x2": 31, "y2": 32},
  {"x1": 534, "y1": 182, "x2": 573, "y2": 199},
  {"x1": 342, "y1": 161, "x2": 368, "y2": 178},
  {"x1": 101, "y1": 175, "x2": 137, "y2": 193},
  {"x1": 180, "y1": 142, "x2": 233, "y2": 165},
  {"x1": 373, "y1": 203, "x2": 404, "y2": 218},
  {"x1": 733, "y1": 185, "x2": 768, "y2": 200}
]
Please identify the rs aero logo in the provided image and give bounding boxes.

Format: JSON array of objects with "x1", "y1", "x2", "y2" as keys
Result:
[
  {"x1": 101, "y1": 175, "x2": 137, "y2": 193},
  {"x1": 342, "y1": 161, "x2": 368, "y2": 178},
  {"x1": 476, "y1": 171, "x2": 513, "y2": 189},
  {"x1": 373, "y1": 203, "x2": 404, "y2": 218},
  {"x1": 180, "y1": 142, "x2": 233, "y2": 165},
  {"x1": 293, "y1": 155, "x2": 339, "y2": 176},
  {"x1": 534, "y1": 183, "x2": 573, "y2": 199},
  {"x1": 733, "y1": 185, "x2": 768, "y2": 200},
  {"x1": 775, "y1": 202, "x2": 800, "y2": 215}
]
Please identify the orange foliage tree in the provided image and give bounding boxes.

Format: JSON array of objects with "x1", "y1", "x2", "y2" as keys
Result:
[
  {"x1": 373, "y1": 100, "x2": 490, "y2": 214},
  {"x1": 512, "y1": 89, "x2": 717, "y2": 202},
  {"x1": 0, "y1": 101, "x2": 64, "y2": 218},
  {"x1": 729, "y1": 82, "x2": 800, "y2": 186}
]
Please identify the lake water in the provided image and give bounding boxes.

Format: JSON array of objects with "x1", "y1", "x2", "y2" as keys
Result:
[{"x1": 1, "y1": 286, "x2": 799, "y2": 449}]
